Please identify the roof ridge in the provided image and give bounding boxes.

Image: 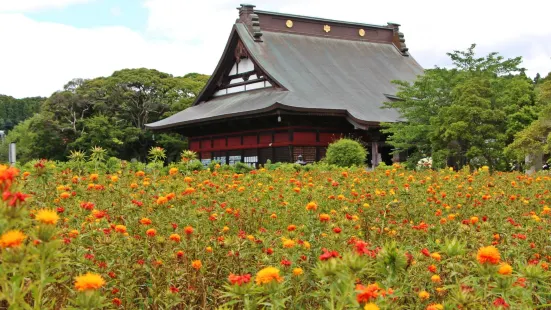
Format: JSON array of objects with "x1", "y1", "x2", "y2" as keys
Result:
[{"x1": 254, "y1": 10, "x2": 391, "y2": 30}]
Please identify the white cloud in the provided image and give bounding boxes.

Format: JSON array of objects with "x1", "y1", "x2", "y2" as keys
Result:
[
  {"x1": 0, "y1": 0, "x2": 550, "y2": 98},
  {"x1": 0, "y1": 0, "x2": 93, "y2": 13},
  {"x1": 0, "y1": 13, "x2": 226, "y2": 98}
]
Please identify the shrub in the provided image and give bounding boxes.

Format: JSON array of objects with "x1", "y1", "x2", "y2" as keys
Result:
[{"x1": 325, "y1": 138, "x2": 368, "y2": 167}]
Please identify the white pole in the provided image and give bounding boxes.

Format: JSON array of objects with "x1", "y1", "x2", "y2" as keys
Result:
[{"x1": 8, "y1": 143, "x2": 16, "y2": 166}]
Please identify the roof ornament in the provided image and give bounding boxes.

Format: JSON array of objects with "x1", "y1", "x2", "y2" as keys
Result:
[
  {"x1": 250, "y1": 14, "x2": 263, "y2": 42},
  {"x1": 387, "y1": 22, "x2": 408, "y2": 56}
]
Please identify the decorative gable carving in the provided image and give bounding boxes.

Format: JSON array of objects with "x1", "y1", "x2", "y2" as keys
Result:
[{"x1": 211, "y1": 39, "x2": 274, "y2": 98}]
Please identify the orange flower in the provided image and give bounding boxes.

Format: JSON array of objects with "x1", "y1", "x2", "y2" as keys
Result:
[
  {"x1": 115, "y1": 225, "x2": 127, "y2": 233},
  {"x1": 319, "y1": 213, "x2": 330, "y2": 222},
  {"x1": 140, "y1": 218, "x2": 152, "y2": 225},
  {"x1": 426, "y1": 304, "x2": 444, "y2": 310},
  {"x1": 430, "y1": 252, "x2": 441, "y2": 261},
  {"x1": 477, "y1": 246, "x2": 500, "y2": 265},
  {"x1": 431, "y1": 275, "x2": 441, "y2": 283},
  {"x1": 498, "y1": 263, "x2": 513, "y2": 275},
  {"x1": 0, "y1": 230, "x2": 26, "y2": 248},
  {"x1": 255, "y1": 266, "x2": 283, "y2": 285},
  {"x1": 169, "y1": 167, "x2": 179, "y2": 175},
  {"x1": 356, "y1": 283, "x2": 381, "y2": 303},
  {"x1": 470, "y1": 216, "x2": 478, "y2": 224},
  {"x1": 169, "y1": 234, "x2": 181, "y2": 242},
  {"x1": 74, "y1": 272, "x2": 105, "y2": 291},
  {"x1": 60, "y1": 192, "x2": 71, "y2": 199},
  {"x1": 306, "y1": 201, "x2": 318, "y2": 211},
  {"x1": 157, "y1": 196, "x2": 168, "y2": 205},
  {"x1": 146, "y1": 229, "x2": 157, "y2": 237},
  {"x1": 191, "y1": 260, "x2": 202, "y2": 270},
  {"x1": 135, "y1": 171, "x2": 145, "y2": 177},
  {"x1": 89, "y1": 173, "x2": 99, "y2": 181},
  {"x1": 184, "y1": 226, "x2": 194, "y2": 235}
]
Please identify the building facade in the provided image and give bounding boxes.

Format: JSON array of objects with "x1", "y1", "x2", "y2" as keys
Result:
[{"x1": 146, "y1": 4, "x2": 423, "y2": 167}]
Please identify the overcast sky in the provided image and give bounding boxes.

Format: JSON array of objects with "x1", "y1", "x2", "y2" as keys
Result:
[{"x1": 1, "y1": 0, "x2": 550, "y2": 98}]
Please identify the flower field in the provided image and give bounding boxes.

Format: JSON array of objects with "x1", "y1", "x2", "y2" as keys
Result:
[{"x1": 1, "y1": 162, "x2": 551, "y2": 309}]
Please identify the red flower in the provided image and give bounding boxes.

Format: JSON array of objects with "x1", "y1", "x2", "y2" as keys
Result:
[
  {"x1": 281, "y1": 259, "x2": 292, "y2": 267},
  {"x1": 421, "y1": 248, "x2": 431, "y2": 257},
  {"x1": 228, "y1": 273, "x2": 252, "y2": 286},
  {"x1": 112, "y1": 298, "x2": 122, "y2": 306},
  {"x1": 333, "y1": 227, "x2": 342, "y2": 234},
  {"x1": 170, "y1": 286, "x2": 179, "y2": 293},
  {"x1": 320, "y1": 248, "x2": 340, "y2": 261},
  {"x1": 57, "y1": 207, "x2": 65, "y2": 213},
  {"x1": 493, "y1": 297, "x2": 509, "y2": 308}
]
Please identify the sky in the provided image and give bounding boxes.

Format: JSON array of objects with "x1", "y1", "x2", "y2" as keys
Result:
[{"x1": 0, "y1": 0, "x2": 550, "y2": 98}]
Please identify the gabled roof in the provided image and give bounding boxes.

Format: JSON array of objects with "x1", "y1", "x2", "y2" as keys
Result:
[{"x1": 146, "y1": 5, "x2": 423, "y2": 130}]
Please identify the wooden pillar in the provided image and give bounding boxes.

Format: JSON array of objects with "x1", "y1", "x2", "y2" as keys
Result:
[{"x1": 371, "y1": 142, "x2": 381, "y2": 168}]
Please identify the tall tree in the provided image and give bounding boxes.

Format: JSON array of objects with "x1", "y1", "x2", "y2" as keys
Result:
[{"x1": 383, "y1": 44, "x2": 536, "y2": 170}]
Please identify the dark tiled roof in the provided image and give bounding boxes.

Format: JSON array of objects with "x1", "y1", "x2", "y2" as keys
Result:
[{"x1": 146, "y1": 21, "x2": 423, "y2": 130}]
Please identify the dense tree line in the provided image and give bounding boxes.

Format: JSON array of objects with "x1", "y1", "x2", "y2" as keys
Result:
[
  {"x1": 383, "y1": 44, "x2": 551, "y2": 171},
  {"x1": 0, "y1": 95, "x2": 44, "y2": 131},
  {"x1": 1, "y1": 69, "x2": 208, "y2": 163}
]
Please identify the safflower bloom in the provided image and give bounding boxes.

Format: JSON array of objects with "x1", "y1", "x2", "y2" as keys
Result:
[
  {"x1": 418, "y1": 290, "x2": 430, "y2": 300},
  {"x1": 292, "y1": 268, "x2": 304, "y2": 276},
  {"x1": 228, "y1": 273, "x2": 251, "y2": 285},
  {"x1": 283, "y1": 239, "x2": 295, "y2": 248},
  {"x1": 60, "y1": 192, "x2": 71, "y2": 199},
  {"x1": 306, "y1": 201, "x2": 318, "y2": 211},
  {"x1": 191, "y1": 260, "x2": 202, "y2": 270},
  {"x1": 319, "y1": 213, "x2": 330, "y2": 222},
  {"x1": 157, "y1": 196, "x2": 168, "y2": 205},
  {"x1": 114, "y1": 225, "x2": 127, "y2": 233},
  {"x1": 184, "y1": 226, "x2": 194, "y2": 235},
  {"x1": 146, "y1": 229, "x2": 157, "y2": 237},
  {"x1": 255, "y1": 266, "x2": 283, "y2": 285},
  {"x1": 0, "y1": 230, "x2": 26, "y2": 248},
  {"x1": 74, "y1": 272, "x2": 105, "y2": 291},
  {"x1": 431, "y1": 275, "x2": 441, "y2": 283},
  {"x1": 169, "y1": 234, "x2": 181, "y2": 242},
  {"x1": 477, "y1": 246, "x2": 500, "y2": 265},
  {"x1": 431, "y1": 252, "x2": 441, "y2": 261},
  {"x1": 426, "y1": 304, "x2": 444, "y2": 310},
  {"x1": 498, "y1": 263, "x2": 513, "y2": 275},
  {"x1": 35, "y1": 209, "x2": 59, "y2": 225},
  {"x1": 364, "y1": 303, "x2": 380, "y2": 310},
  {"x1": 140, "y1": 218, "x2": 152, "y2": 225},
  {"x1": 356, "y1": 283, "x2": 381, "y2": 303},
  {"x1": 169, "y1": 167, "x2": 179, "y2": 175}
]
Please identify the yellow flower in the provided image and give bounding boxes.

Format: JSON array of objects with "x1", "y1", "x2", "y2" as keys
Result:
[
  {"x1": 292, "y1": 268, "x2": 304, "y2": 276},
  {"x1": 426, "y1": 304, "x2": 444, "y2": 310},
  {"x1": 283, "y1": 239, "x2": 295, "y2": 248},
  {"x1": 418, "y1": 290, "x2": 430, "y2": 300},
  {"x1": 364, "y1": 303, "x2": 380, "y2": 310},
  {"x1": 431, "y1": 274, "x2": 441, "y2": 283},
  {"x1": 303, "y1": 241, "x2": 311, "y2": 249},
  {"x1": 35, "y1": 209, "x2": 59, "y2": 225},
  {"x1": 498, "y1": 263, "x2": 513, "y2": 275},
  {"x1": 74, "y1": 272, "x2": 105, "y2": 291},
  {"x1": 0, "y1": 230, "x2": 26, "y2": 248},
  {"x1": 255, "y1": 266, "x2": 283, "y2": 285},
  {"x1": 169, "y1": 167, "x2": 179, "y2": 175}
]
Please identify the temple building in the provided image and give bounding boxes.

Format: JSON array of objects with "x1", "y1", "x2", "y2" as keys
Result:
[{"x1": 146, "y1": 4, "x2": 423, "y2": 167}]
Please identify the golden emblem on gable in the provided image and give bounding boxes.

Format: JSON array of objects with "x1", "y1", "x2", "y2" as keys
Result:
[
  {"x1": 286, "y1": 20, "x2": 293, "y2": 28},
  {"x1": 323, "y1": 25, "x2": 331, "y2": 33},
  {"x1": 359, "y1": 29, "x2": 365, "y2": 37}
]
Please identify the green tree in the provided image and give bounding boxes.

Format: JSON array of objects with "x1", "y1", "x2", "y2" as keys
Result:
[{"x1": 383, "y1": 44, "x2": 537, "y2": 171}]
